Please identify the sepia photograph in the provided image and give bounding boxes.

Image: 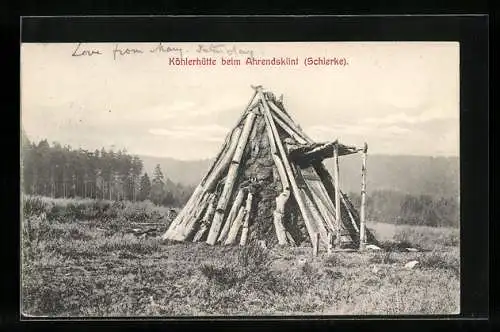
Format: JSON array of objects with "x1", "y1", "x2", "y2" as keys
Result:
[{"x1": 21, "y1": 41, "x2": 460, "y2": 317}]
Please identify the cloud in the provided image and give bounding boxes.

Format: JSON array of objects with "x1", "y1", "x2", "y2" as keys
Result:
[
  {"x1": 122, "y1": 101, "x2": 197, "y2": 122},
  {"x1": 363, "y1": 107, "x2": 457, "y2": 126},
  {"x1": 307, "y1": 124, "x2": 379, "y2": 136},
  {"x1": 306, "y1": 123, "x2": 413, "y2": 142},
  {"x1": 126, "y1": 97, "x2": 246, "y2": 123},
  {"x1": 149, "y1": 124, "x2": 228, "y2": 142}
]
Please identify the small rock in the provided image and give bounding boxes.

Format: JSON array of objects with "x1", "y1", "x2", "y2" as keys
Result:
[
  {"x1": 404, "y1": 260, "x2": 419, "y2": 269},
  {"x1": 366, "y1": 244, "x2": 382, "y2": 251},
  {"x1": 372, "y1": 265, "x2": 380, "y2": 274},
  {"x1": 257, "y1": 240, "x2": 267, "y2": 249},
  {"x1": 297, "y1": 258, "x2": 307, "y2": 265}
]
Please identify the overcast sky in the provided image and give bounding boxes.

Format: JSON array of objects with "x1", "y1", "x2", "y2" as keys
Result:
[{"x1": 21, "y1": 42, "x2": 459, "y2": 160}]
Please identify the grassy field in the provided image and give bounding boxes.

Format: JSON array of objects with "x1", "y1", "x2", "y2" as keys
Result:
[{"x1": 21, "y1": 196, "x2": 460, "y2": 316}]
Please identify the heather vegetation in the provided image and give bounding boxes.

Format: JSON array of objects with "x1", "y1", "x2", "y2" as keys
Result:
[{"x1": 22, "y1": 195, "x2": 459, "y2": 316}]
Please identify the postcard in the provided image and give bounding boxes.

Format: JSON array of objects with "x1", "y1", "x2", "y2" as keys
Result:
[{"x1": 21, "y1": 41, "x2": 460, "y2": 317}]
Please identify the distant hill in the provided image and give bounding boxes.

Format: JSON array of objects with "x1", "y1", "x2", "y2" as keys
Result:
[
  {"x1": 141, "y1": 154, "x2": 459, "y2": 199},
  {"x1": 331, "y1": 155, "x2": 459, "y2": 198}
]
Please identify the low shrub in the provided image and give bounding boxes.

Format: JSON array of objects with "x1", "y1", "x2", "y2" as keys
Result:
[
  {"x1": 369, "y1": 251, "x2": 396, "y2": 264},
  {"x1": 237, "y1": 243, "x2": 270, "y2": 271},
  {"x1": 199, "y1": 264, "x2": 240, "y2": 288},
  {"x1": 420, "y1": 251, "x2": 459, "y2": 276},
  {"x1": 23, "y1": 195, "x2": 50, "y2": 217},
  {"x1": 379, "y1": 240, "x2": 422, "y2": 252},
  {"x1": 97, "y1": 234, "x2": 160, "y2": 255},
  {"x1": 394, "y1": 226, "x2": 459, "y2": 249},
  {"x1": 324, "y1": 255, "x2": 340, "y2": 267}
]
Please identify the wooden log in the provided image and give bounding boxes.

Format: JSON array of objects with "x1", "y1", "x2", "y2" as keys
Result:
[
  {"x1": 239, "y1": 192, "x2": 253, "y2": 246},
  {"x1": 193, "y1": 224, "x2": 207, "y2": 242},
  {"x1": 203, "y1": 126, "x2": 243, "y2": 192},
  {"x1": 200, "y1": 90, "x2": 258, "y2": 184},
  {"x1": 195, "y1": 91, "x2": 258, "y2": 194},
  {"x1": 285, "y1": 231, "x2": 296, "y2": 246},
  {"x1": 217, "y1": 189, "x2": 246, "y2": 243},
  {"x1": 333, "y1": 144, "x2": 342, "y2": 247},
  {"x1": 261, "y1": 105, "x2": 291, "y2": 246},
  {"x1": 164, "y1": 96, "x2": 254, "y2": 241},
  {"x1": 168, "y1": 188, "x2": 207, "y2": 239},
  {"x1": 193, "y1": 193, "x2": 217, "y2": 242},
  {"x1": 360, "y1": 142, "x2": 368, "y2": 250},
  {"x1": 267, "y1": 99, "x2": 305, "y2": 135},
  {"x1": 201, "y1": 127, "x2": 234, "y2": 184},
  {"x1": 274, "y1": 104, "x2": 362, "y2": 243},
  {"x1": 239, "y1": 216, "x2": 249, "y2": 246},
  {"x1": 259, "y1": 90, "x2": 318, "y2": 246},
  {"x1": 180, "y1": 191, "x2": 216, "y2": 240},
  {"x1": 267, "y1": 100, "x2": 314, "y2": 143},
  {"x1": 172, "y1": 191, "x2": 212, "y2": 241},
  {"x1": 162, "y1": 183, "x2": 203, "y2": 240},
  {"x1": 185, "y1": 193, "x2": 216, "y2": 241},
  {"x1": 273, "y1": 97, "x2": 358, "y2": 243},
  {"x1": 165, "y1": 131, "x2": 239, "y2": 240},
  {"x1": 313, "y1": 232, "x2": 320, "y2": 257},
  {"x1": 206, "y1": 110, "x2": 257, "y2": 245},
  {"x1": 271, "y1": 113, "x2": 308, "y2": 145},
  {"x1": 224, "y1": 206, "x2": 247, "y2": 245},
  {"x1": 273, "y1": 192, "x2": 289, "y2": 245}
]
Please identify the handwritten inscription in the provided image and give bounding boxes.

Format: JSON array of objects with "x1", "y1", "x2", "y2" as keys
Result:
[
  {"x1": 72, "y1": 43, "x2": 102, "y2": 57},
  {"x1": 196, "y1": 43, "x2": 254, "y2": 57},
  {"x1": 149, "y1": 43, "x2": 183, "y2": 57},
  {"x1": 112, "y1": 44, "x2": 144, "y2": 60}
]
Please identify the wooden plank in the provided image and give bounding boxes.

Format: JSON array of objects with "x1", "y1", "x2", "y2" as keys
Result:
[{"x1": 206, "y1": 109, "x2": 257, "y2": 245}]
